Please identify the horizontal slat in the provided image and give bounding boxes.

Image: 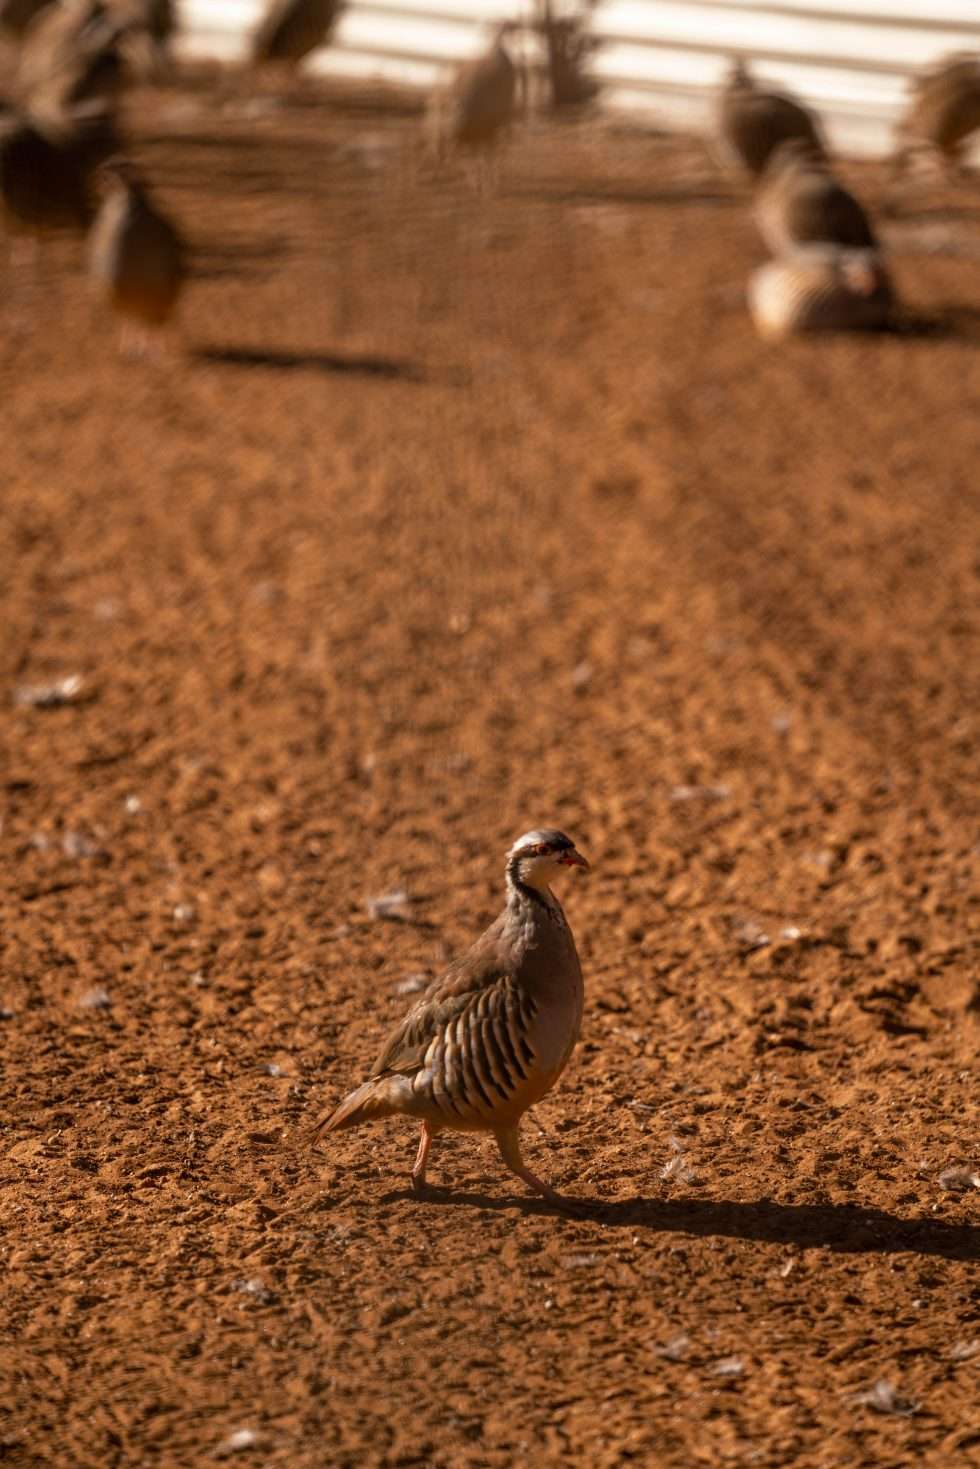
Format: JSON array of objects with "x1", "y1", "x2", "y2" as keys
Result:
[{"x1": 177, "y1": 1, "x2": 980, "y2": 156}]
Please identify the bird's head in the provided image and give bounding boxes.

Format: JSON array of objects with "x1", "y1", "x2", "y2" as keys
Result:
[
  {"x1": 506, "y1": 829, "x2": 590, "y2": 892},
  {"x1": 727, "y1": 56, "x2": 752, "y2": 88},
  {"x1": 94, "y1": 154, "x2": 141, "y2": 193},
  {"x1": 491, "y1": 19, "x2": 519, "y2": 48},
  {"x1": 837, "y1": 248, "x2": 886, "y2": 298}
]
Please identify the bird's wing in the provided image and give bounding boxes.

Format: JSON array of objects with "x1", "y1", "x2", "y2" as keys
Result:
[
  {"x1": 821, "y1": 183, "x2": 877, "y2": 249},
  {"x1": 370, "y1": 923, "x2": 533, "y2": 1083}
]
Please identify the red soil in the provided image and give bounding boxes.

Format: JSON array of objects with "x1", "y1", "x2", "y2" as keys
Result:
[{"x1": 1, "y1": 77, "x2": 978, "y2": 1468}]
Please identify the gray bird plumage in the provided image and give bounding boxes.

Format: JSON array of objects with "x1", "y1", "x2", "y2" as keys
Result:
[
  {"x1": 755, "y1": 139, "x2": 879, "y2": 257},
  {"x1": 891, "y1": 52, "x2": 980, "y2": 184},
  {"x1": 314, "y1": 829, "x2": 590, "y2": 1206},
  {"x1": 16, "y1": 0, "x2": 130, "y2": 112},
  {"x1": 0, "y1": 102, "x2": 116, "y2": 236},
  {"x1": 748, "y1": 248, "x2": 895, "y2": 340},
  {"x1": 251, "y1": 0, "x2": 342, "y2": 66},
  {"x1": 87, "y1": 158, "x2": 185, "y2": 349},
  {"x1": 428, "y1": 21, "x2": 518, "y2": 156},
  {"x1": 718, "y1": 57, "x2": 826, "y2": 179}
]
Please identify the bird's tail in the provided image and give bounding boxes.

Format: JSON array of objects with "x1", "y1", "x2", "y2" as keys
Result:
[{"x1": 310, "y1": 1078, "x2": 396, "y2": 1141}]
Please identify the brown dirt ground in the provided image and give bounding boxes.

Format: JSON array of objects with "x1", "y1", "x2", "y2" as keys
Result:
[{"x1": 1, "y1": 74, "x2": 979, "y2": 1469}]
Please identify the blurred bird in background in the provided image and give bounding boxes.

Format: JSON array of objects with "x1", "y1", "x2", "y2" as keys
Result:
[
  {"x1": 87, "y1": 155, "x2": 185, "y2": 355},
  {"x1": 718, "y1": 57, "x2": 827, "y2": 180},
  {"x1": 426, "y1": 19, "x2": 519, "y2": 189}
]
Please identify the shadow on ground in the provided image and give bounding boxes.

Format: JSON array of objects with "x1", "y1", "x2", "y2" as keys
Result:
[
  {"x1": 193, "y1": 345, "x2": 437, "y2": 381},
  {"x1": 381, "y1": 1188, "x2": 979, "y2": 1261}
]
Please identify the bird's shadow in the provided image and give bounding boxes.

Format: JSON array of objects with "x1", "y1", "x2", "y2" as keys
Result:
[
  {"x1": 380, "y1": 1187, "x2": 979, "y2": 1262},
  {"x1": 192, "y1": 345, "x2": 453, "y2": 383},
  {"x1": 504, "y1": 181, "x2": 737, "y2": 209}
]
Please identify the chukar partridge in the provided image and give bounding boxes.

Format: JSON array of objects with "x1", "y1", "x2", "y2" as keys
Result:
[
  {"x1": 251, "y1": 0, "x2": 342, "y2": 67},
  {"x1": 718, "y1": 57, "x2": 826, "y2": 180},
  {"x1": 106, "y1": 0, "x2": 177, "y2": 72},
  {"x1": 314, "y1": 829, "x2": 590, "y2": 1206},
  {"x1": 0, "y1": 103, "x2": 112, "y2": 238},
  {"x1": 755, "y1": 139, "x2": 879, "y2": 257},
  {"x1": 87, "y1": 157, "x2": 185, "y2": 353},
  {"x1": 748, "y1": 247, "x2": 895, "y2": 340},
  {"x1": 112, "y1": 0, "x2": 174, "y2": 44},
  {"x1": 890, "y1": 52, "x2": 980, "y2": 184},
  {"x1": 17, "y1": 0, "x2": 121, "y2": 101},
  {"x1": 35, "y1": 26, "x2": 129, "y2": 112},
  {"x1": 428, "y1": 20, "x2": 518, "y2": 163}
]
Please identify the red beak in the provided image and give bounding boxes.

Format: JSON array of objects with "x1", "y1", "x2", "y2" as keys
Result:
[{"x1": 559, "y1": 850, "x2": 590, "y2": 871}]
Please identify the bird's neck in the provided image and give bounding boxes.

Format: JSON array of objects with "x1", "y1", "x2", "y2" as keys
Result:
[{"x1": 505, "y1": 867, "x2": 562, "y2": 921}]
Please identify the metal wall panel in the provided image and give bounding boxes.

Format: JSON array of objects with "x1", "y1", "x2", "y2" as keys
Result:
[{"x1": 178, "y1": 1, "x2": 980, "y2": 155}]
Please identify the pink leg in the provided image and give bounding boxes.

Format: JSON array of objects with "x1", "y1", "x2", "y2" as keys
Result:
[
  {"x1": 494, "y1": 1126, "x2": 576, "y2": 1211},
  {"x1": 411, "y1": 1121, "x2": 436, "y2": 1195}
]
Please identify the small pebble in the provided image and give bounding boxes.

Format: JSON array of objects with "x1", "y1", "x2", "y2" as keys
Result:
[
  {"x1": 217, "y1": 1427, "x2": 261, "y2": 1455},
  {"x1": 231, "y1": 1278, "x2": 276, "y2": 1305},
  {"x1": 366, "y1": 890, "x2": 410, "y2": 921},
  {"x1": 62, "y1": 830, "x2": 100, "y2": 859},
  {"x1": 735, "y1": 920, "x2": 770, "y2": 951},
  {"x1": 395, "y1": 972, "x2": 428, "y2": 995},
  {"x1": 78, "y1": 988, "x2": 111, "y2": 1011},
  {"x1": 14, "y1": 674, "x2": 85, "y2": 708},
  {"x1": 711, "y1": 1356, "x2": 745, "y2": 1378},
  {"x1": 850, "y1": 1379, "x2": 918, "y2": 1416},
  {"x1": 670, "y1": 783, "x2": 731, "y2": 803}
]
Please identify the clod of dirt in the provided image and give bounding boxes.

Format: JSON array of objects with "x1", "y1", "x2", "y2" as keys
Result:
[
  {"x1": 938, "y1": 1166, "x2": 980, "y2": 1192},
  {"x1": 395, "y1": 972, "x2": 429, "y2": 995},
  {"x1": 655, "y1": 1333, "x2": 692, "y2": 1361},
  {"x1": 734, "y1": 919, "x2": 771, "y2": 952},
  {"x1": 850, "y1": 1380, "x2": 919, "y2": 1416},
  {"x1": 62, "y1": 831, "x2": 101, "y2": 860},
  {"x1": 13, "y1": 675, "x2": 86, "y2": 708},
  {"x1": 232, "y1": 1278, "x2": 277, "y2": 1305}
]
